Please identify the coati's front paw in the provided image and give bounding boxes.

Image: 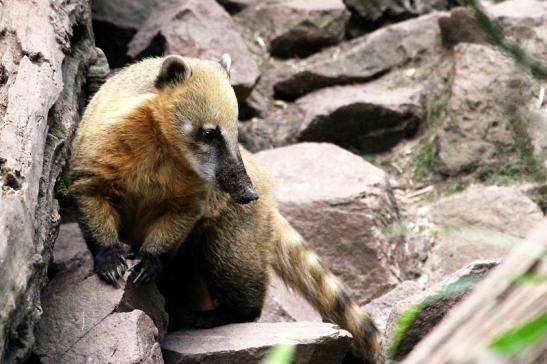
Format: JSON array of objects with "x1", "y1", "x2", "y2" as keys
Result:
[
  {"x1": 95, "y1": 246, "x2": 128, "y2": 287},
  {"x1": 132, "y1": 252, "x2": 162, "y2": 284}
]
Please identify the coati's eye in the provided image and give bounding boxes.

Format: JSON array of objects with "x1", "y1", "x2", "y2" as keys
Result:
[{"x1": 199, "y1": 127, "x2": 220, "y2": 144}]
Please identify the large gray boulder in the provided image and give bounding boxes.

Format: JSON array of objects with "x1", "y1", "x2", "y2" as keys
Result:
[
  {"x1": 235, "y1": 0, "x2": 349, "y2": 58},
  {"x1": 273, "y1": 12, "x2": 444, "y2": 99},
  {"x1": 257, "y1": 143, "x2": 404, "y2": 304},
  {"x1": 0, "y1": 0, "x2": 98, "y2": 361},
  {"x1": 128, "y1": 0, "x2": 260, "y2": 102},
  {"x1": 162, "y1": 322, "x2": 351, "y2": 364}
]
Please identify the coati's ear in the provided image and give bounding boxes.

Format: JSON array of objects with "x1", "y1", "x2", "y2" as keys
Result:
[
  {"x1": 219, "y1": 54, "x2": 231, "y2": 76},
  {"x1": 155, "y1": 55, "x2": 191, "y2": 89}
]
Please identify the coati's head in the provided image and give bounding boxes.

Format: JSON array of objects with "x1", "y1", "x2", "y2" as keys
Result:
[{"x1": 154, "y1": 55, "x2": 258, "y2": 204}]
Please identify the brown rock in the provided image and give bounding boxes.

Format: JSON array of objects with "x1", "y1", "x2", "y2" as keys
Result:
[
  {"x1": 433, "y1": 44, "x2": 535, "y2": 176},
  {"x1": 60, "y1": 311, "x2": 163, "y2": 364},
  {"x1": 241, "y1": 81, "x2": 423, "y2": 153},
  {"x1": 385, "y1": 260, "x2": 498, "y2": 361},
  {"x1": 256, "y1": 143, "x2": 403, "y2": 304},
  {"x1": 128, "y1": 0, "x2": 260, "y2": 102},
  {"x1": 34, "y1": 256, "x2": 168, "y2": 363},
  {"x1": 421, "y1": 185, "x2": 544, "y2": 283},
  {"x1": 235, "y1": 0, "x2": 349, "y2": 59},
  {"x1": 162, "y1": 322, "x2": 351, "y2": 364},
  {"x1": 273, "y1": 12, "x2": 444, "y2": 99}
]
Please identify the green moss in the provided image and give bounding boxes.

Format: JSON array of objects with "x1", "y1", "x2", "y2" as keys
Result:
[
  {"x1": 385, "y1": 303, "x2": 423, "y2": 358},
  {"x1": 413, "y1": 140, "x2": 435, "y2": 182},
  {"x1": 55, "y1": 178, "x2": 70, "y2": 200},
  {"x1": 442, "y1": 179, "x2": 469, "y2": 195},
  {"x1": 46, "y1": 121, "x2": 66, "y2": 147}
]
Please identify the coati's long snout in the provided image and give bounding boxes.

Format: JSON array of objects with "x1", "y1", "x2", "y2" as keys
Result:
[{"x1": 216, "y1": 149, "x2": 258, "y2": 204}]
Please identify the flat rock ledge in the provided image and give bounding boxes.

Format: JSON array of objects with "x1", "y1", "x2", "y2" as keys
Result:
[{"x1": 161, "y1": 322, "x2": 352, "y2": 364}]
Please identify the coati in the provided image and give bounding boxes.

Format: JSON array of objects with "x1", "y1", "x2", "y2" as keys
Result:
[{"x1": 70, "y1": 54, "x2": 380, "y2": 363}]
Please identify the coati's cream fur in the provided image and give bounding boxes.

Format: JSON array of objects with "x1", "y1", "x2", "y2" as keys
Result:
[{"x1": 70, "y1": 55, "x2": 381, "y2": 362}]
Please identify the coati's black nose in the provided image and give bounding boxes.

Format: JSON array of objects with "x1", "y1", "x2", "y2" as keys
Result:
[
  {"x1": 216, "y1": 151, "x2": 259, "y2": 205},
  {"x1": 234, "y1": 186, "x2": 259, "y2": 204}
]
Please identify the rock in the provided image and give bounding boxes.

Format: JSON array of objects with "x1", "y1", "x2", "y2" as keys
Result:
[
  {"x1": 161, "y1": 322, "x2": 351, "y2": 364},
  {"x1": 273, "y1": 12, "x2": 444, "y2": 100},
  {"x1": 34, "y1": 255, "x2": 168, "y2": 363},
  {"x1": 259, "y1": 274, "x2": 322, "y2": 323},
  {"x1": 362, "y1": 280, "x2": 424, "y2": 336},
  {"x1": 487, "y1": 0, "x2": 547, "y2": 165},
  {"x1": 92, "y1": 0, "x2": 164, "y2": 67},
  {"x1": 235, "y1": 0, "x2": 349, "y2": 59},
  {"x1": 0, "y1": 0, "x2": 97, "y2": 360},
  {"x1": 438, "y1": 7, "x2": 490, "y2": 48},
  {"x1": 59, "y1": 311, "x2": 163, "y2": 364},
  {"x1": 489, "y1": 0, "x2": 547, "y2": 60},
  {"x1": 49, "y1": 222, "x2": 92, "y2": 275},
  {"x1": 128, "y1": 0, "x2": 260, "y2": 102},
  {"x1": 343, "y1": 0, "x2": 454, "y2": 37},
  {"x1": 242, "y1": 81, "x2": 423, "y2": 153},
  {"x1": 256, "y1": 143, "x2": 403, "y2": 304},
  {"x1": 216, "y1": 0, "x2": 257, "y2": 14},
  {"x1": 385, "y1": 260, "x2": 499, "y2": 361},
  {"x1": 433, "y1": 43, "x2": 535, "y2": 176},
  {"x1": 421, "y1": 185, "x2": 544, "y2": 283}
]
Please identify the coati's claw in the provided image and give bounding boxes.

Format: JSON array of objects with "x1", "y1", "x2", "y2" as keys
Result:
[
  {"x1": 132, "y1": 253, "x2": 162, "y2": 284},
  {"x1": 95, "y1": 246, "x2": 128, "y2": 287}
]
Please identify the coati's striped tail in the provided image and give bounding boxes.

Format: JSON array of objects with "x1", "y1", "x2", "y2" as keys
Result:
[{"x1": 271, "y1": 211, "x2": 381, "y2": 363}]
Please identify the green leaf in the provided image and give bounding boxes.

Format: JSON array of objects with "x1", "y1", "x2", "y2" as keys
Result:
[
  {"x1": 262, "y1": 343, "x2": 296, "y2": 364},
  {"x1": 509, "y1": 272, "x2": 547, "y2": 284},
  {"x1": 489, "y1": 313, "x2": 547, "y2": 356}
]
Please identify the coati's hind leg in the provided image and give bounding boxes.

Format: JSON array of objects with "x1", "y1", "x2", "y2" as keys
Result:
[{"x1": 177, "y1": 233, "x2": 268, "y2": 329}]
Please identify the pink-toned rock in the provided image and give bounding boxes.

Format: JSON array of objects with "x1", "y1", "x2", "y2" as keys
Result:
[
  {"x1": 385, "y1": 260, "x2": 498, "y2": 361},
  {"x1": 128, "y1": 0, "x2": 259, "y2": 102},
  {"x1": 433, "y1": 43, "x2": 534, "y2": 176},
  {"x1": 49, "y1": 222, "x2": 91, "y2": 274},
  {"x1": 421, "y1": 185, "x2": 544, "y2": 283},
  {"x1": 235, "y1": 0, "x2": 349, "y2": 58},
  {"x1": 241, "y1": 81, "x2": 423, "y2": 153},
  {"x1": 256, "y1": 143, "x2": 403, "y2": 304},
  {"x1": 273, "y1": 12, "x2": 444, "y2": 99},
  {"x1": 60, "y1": 311, "x2": 163, "y2": 364},
  {"x1": 162, "y1": 322, "x2": 351, "y2": 364},
  {"x1": 259, "y1": 274, "x2": 321, "y2": 323},
  {"x1": 362, "y1": 280, "x2": 424, "y2": 336},
  {"x1": 34, "y1": 253, "x2": 168, "y2": 363}
]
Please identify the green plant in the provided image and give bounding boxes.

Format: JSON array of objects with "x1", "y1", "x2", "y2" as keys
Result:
[
  {"x1": 262, "y1": 344, "x2": 296, "y2": 364},
  {"x1": 413, "y1": 140, "x2": 434, "y2": 182},
  {"x1": 488, "y1": 313, "x2": 547, "y2": 356}
]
